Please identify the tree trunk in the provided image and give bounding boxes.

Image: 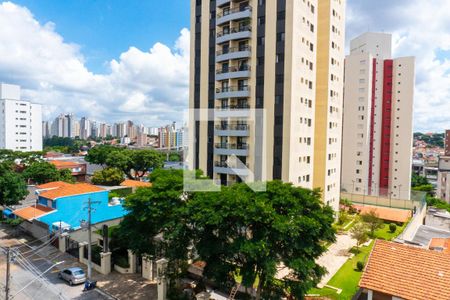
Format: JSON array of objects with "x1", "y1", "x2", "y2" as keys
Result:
[{"x1": 255, "y1": 281, "x2": 262, "y2": 300}]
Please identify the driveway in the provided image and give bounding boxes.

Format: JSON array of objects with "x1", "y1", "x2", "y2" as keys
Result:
[{"x1": 316, "y1": 233, "x2": 357, "y2": 287}]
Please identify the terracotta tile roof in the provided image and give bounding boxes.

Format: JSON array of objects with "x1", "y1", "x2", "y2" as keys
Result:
[
  {"x1": 120, "y1": 179, "x2": 152, "y2": 188},
  {"x1": 359, "y1": 240, "x2": 450, "y2": 300},
  {"x1": 353, "y1": 205, "x2": 411, "y2": 223},
  {"x1": 49, "y1": 160, "x2": 82, "y2": 168},
  {"x1": 38, "y1": 182, "x2": 104, "y2": 200},
  {"x1": 13, "y1": 205, "x2": 54, "y2": 221},
  {"x1": 429, "y1": 238, "x2": 450, "y2": 254},
  {"x1": 35, "y1": 181, "x2": 71, "y2": 189}
]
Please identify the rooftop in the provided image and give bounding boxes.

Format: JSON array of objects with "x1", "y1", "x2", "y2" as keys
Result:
[
  {"x1": 37, "y1": 181, "x2": 105, "y2": 200},
  {"x1": 359, "y1": 240, "x2": 450, "y2": 300},
  {"x1": 120, "y1": 179, "x2": 152, "y2": 188},
  {"x1": 412, "y1": 225, "x2": 450, "y2": 246},
  {"x1": 429, "y1": 238, "x2": 450, "y2": 254},
  {"x1": 49, "y1": 160, "x2": 84, "y2": 168},
  {"x1": 353, "y1": 204, "x2": 411, "y2": 223},
  {"x1": 13, "y1": 205, "x2": 54, "y2": 221}
]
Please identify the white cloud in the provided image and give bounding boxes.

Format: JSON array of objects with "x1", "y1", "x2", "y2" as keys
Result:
[
  {"x1": 347, "y1": 0, "x2": 450, "y2": 132},
  {"x1": 0, "y1": 1, "x2": 189, "y2": 126}
]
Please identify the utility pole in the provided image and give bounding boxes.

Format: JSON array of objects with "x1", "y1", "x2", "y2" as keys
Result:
[
  {"x1": 5, "y1": 247, "x2": 10, "y2": 300},
  {"x1": 83, "y1": 197, "x2": 100, "y2": 281}
]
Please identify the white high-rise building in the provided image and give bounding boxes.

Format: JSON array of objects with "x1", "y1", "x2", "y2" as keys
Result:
[
  {"x1": 341, "y1": 33, "x2": 415, "y2": 200},
  {"x1": 0, "y1": 83, "x2": 42, "y2": 151},
  {"x1": 189, "y1": 0, "x2": 346, "y2": 210}
]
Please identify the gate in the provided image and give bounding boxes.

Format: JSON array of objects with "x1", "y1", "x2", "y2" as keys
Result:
[{"x1": 67, "y1": 238, "x2": 80, "y2": 259}]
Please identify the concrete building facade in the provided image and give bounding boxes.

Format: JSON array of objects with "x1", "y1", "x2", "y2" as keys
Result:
[
  {"x1": 189, "y1": 0, "x2": 346, "y2": 210},
  {"x1": 0, "y1": 83, "x2": 42, "y2": 151},
  {"x1": 437, "y1": 155, "x2": 450, "y2": 204},
  {"x1": 341, "y1": 32, "x2": 415, "y2": 200}
]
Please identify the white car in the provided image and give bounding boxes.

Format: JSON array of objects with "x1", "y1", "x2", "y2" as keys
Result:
[{"x1": 58, "y1": 267, "x2": 86, "y2": 286}]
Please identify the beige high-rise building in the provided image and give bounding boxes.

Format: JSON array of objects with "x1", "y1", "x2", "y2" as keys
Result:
[
  {"x1": 341, "y1": 33, "x2": 415, "y2": 200},
  {"x1": 189, "y1": 0, "x2": 346, "y2": 211}
]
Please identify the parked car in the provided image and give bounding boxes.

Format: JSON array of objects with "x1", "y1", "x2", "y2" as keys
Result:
[{"x1": 58, "y1": 267, "x2": 86, "y2": 286}]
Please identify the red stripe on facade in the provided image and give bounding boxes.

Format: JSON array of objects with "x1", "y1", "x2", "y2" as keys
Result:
[
  {"x1": 368, "y1": 58, "x2": 377, "y2": 195},
  {"x1": 379, "y1": 59, "x2": 393, "y2": 196}
]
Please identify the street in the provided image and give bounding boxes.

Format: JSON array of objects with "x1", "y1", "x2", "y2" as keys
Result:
[{"x1": 0, "y1": 224, "x2": 112, "y2": 300}]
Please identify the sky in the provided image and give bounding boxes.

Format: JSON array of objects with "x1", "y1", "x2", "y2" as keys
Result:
[{"x1": 0, "y1": 0, "x2": 448, "y2": 131}]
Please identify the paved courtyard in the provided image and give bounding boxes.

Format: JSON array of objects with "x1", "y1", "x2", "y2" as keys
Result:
[{"x1": 316, "y1": 233, "x2": 357, "y2": 287}]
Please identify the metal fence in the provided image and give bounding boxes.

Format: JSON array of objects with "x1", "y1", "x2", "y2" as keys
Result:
[{"x1": 340, "y1": 189, "x2": 426, "y2": 211}]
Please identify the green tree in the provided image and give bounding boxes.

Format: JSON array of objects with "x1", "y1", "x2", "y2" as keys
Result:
[
  {"x1": 115, "y1": 169, "x2": 190, "y2": 273},
  {"x1": 361, "y1": 210, "x2": 383, "y2": 237},
  {"x1": 411, "y1": 173, "x2": 429, "y2": 187},
  {"x1": 131, "y1": 150, "x2": 165, "y2": 178},
  {"x1": 168, "y1": 152, "x2": 181, "y2": 162},
  {"x1": 22, "y1": 161, "x2": 73, "y2": 184},
  {"x1": 106, "y1": 149, "x2": 164, "y2": 180},
  {"x1": 85, "y1": 145, "x2": 122, "y2": 166},
  {"x1": 188, "y1": 181, "x2": 336, "y2": 299},
  {"x1": 351, "y1": 222, "x2": 368, "y2": 248},
  {"x1": 0, "y1": 163, "x2": 28, "y2": 206},
  {"x1": 91, "y1": 167, "x2": 125, "y2": 186}
]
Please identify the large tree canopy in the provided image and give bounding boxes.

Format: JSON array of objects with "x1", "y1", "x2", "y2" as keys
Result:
[
  {"x1": 188, "y1": 181, "x2": 336, "y2": 299},
  {"x1": 0, "y1": 163, "x2": 28, "y2": 206},
  {"x1": 91, "y1": 167, "x2": 125, "y2": 186},
  {"x1": 116, "y1": 169, "x2": 335, "y2": 299},
  {"x1": 86, "y1": 146, "x2": 164, "y2": 180}
]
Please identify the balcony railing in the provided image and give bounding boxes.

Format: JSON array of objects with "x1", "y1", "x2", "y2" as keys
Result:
[
  {"x1": 217, "y1": 5, "x2": 252, "y2": 18},
  {"x1": 214, "y1": 161, "x2": 249, "y2": 168},
  {"x1": 215, "y1": 124, "x2": 249, "y2": 130},
  {"x1": 215, "y1": 143, "x2": 249, "y2": 150},
  {"x1": 217, "y1": 25, "x2": 252, "y2": 38},
  {"x1": 216, "y1": 45, "x2": 251, "y2": 56},
  {"x1": 215, "y1": 104, "x2": 250, "y2": 110},
  {"x1": 216, "y1": 65, "x2": 250, "y2": 74},
  {"x1": 216, "y1": 86, "x2": 250, "y2": 93}
]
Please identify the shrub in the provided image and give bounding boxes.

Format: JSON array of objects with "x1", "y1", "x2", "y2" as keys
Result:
[
  {"x1": 356, "y1": 261, "x2": 364, "y2": 272},
  {"x1": 389, "y1": 223, "x2": 397, "y2": 233},
  {"x1": 338, "y1": 211, "x2": 349, "y2": 225},
  {"x1": 115, "y1": 255, "x2": 130, "y2": 269}
]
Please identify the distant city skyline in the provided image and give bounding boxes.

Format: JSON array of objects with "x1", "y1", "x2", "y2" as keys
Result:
[{"x1": 0, "y1": 1, "x2": 449, "y2": 131}]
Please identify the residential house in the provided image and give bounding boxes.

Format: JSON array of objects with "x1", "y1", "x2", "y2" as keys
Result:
[
  {"x1": 49, "y1": 160, "x2": 87, "y2": 182},
  {"x1": 358, "y1": 240, "x2": 450, "y2": 300},
  {"x1": 13, "y1": 181, "x2": 127, "y2": 234}
]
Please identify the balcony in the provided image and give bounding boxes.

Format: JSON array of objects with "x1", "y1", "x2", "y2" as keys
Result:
[
  {"x1": 216, "y1": 45, "x2": 251, "y2": 62},
  {"x1": 214, "y1": 143, "x2": 249, "y2": 156},
  {"x1": 216, "y1": 0, "x2": 230, "y2": 7},
  {"x1": 215, "y1": 86, "x2": 250, "y2": 99},
  {"x1": 216, "y1": 25, "x2": 252, "y2": 44},
  {"x1": 217, "y1": 6, "x2": 252, "y2": 26},
  {"x1": 215, "y1": 124, "x2": 250, "y2": 136},
  {"x1": 214, "y1": 161, "x2": 250, "y2": 176},
  {"x1": 215, "y1": 104, "x2": 251, "y2": 118},
  {"x1": 216, "y1": 65, "x2": 251, "y2": 81}
]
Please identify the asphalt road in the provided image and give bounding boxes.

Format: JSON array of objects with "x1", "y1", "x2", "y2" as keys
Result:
[{"x1": 0, "y1": 224, "x2": 112, "y2": 300}]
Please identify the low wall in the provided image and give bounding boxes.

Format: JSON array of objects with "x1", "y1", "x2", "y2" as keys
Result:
[
  {"x1": 19, "y1": 220, "x2": 49, "y2": 240},
  {"x1": 398, "y1": 202, "x2": 427, "y2": 241},
  {"x1": 114, "y1": 264, "x2": 132, "y2": 274},
  {"x1": 69, "y1": 218, "x2": 122, "y2": 244}
]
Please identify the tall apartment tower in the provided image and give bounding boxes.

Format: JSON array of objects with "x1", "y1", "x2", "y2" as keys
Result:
[
  {"x1": 189, "y1": 0, "x2": 346, "y2": 210},
  {"x1": 341, "y1": 33, "x2": 415, "y2": 200},
  {"x1": 0, "y1": 83, "x2": 42, "y2": 151}
]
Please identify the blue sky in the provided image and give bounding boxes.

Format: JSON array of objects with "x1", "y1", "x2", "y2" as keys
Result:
[
  {"x1": 0, "y1": 0, "x2": 449, "y2": 131},
  {"x1": 12, "y1": 0, "x2": 190, "y2": 73}
]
